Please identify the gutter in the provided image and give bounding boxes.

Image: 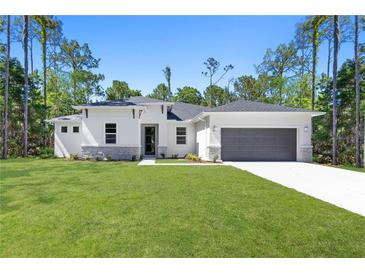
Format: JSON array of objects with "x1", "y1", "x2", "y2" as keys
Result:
[
  {"x1": 191, "y1": 111, "x2": 325, "y2": 121},
  {"x1": 72, "y1": 105, "x2": 146, "y2": 111}
]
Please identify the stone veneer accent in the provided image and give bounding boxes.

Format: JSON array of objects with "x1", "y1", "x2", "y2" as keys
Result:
[
  {"x1": 157, "y1": 146, "x2": 167, "y2": 158},
  {"x1": 81, "y1": 146, "x2": 140, "y2": 160},
  {"x1": 300, "y1": 146, "x2": 313, "y2": 162},
  {"x1": 207, "y1": 146, "x2": 221, "y2": 161}
]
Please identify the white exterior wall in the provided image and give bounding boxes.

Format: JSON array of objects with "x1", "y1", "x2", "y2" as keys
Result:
[
  {"x1": 53, "y1": 105, "x2": 314, "y2": 161},
  {"x1": 54, "y1": 105, "x2": 171, "y2": 158},
  {"x1": 207, "y1": 112, "x2": 313, "y2": 162},
  {"x1": 195, "y1": 117, "x2": 210, "y2": 160},
  {"x1": 166, "y1": 121, "x2": 196, "y2": 158},
  {"x1": 81, "y1": 105, "x2": 169, "y2": 156},
  {"x1": 81, "y1": 108, "x2": 141, "y2": 147},
  {"x1": 54, "y1": 121, "x2": 82, "y2": 157},
  {"x1": 139, "y1": 105, "x2": 168, "y2": 147}
]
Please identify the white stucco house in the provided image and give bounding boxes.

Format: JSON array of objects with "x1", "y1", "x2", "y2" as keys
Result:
[{"x1": 47, "y1": 96, "x2": 324, "y2": 162}]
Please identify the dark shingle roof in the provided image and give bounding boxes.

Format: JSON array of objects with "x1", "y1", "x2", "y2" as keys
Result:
[
  {"x1": 80, "y1": 100, "x2": 134, "y2": 107},
  {"x1": 208, "y1": 99, "x2": 315, "y2": 113},
  {"x1": 74, "y1": 96, "x2": 319, "y2": 121},
  {"x1": 167, "y1": 102, "x2": 211, "y2": 121},
  {"x1": 127, "y1": 96, "x2": 167, "y2": 104},
  {"x1": 47, "y1": 114, "x2": 82, "y2": 122}
]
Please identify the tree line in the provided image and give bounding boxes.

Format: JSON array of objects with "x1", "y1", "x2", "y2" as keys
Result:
[
  {"x1": 0, "y1": 15, "x2": 104, "y2": 158},
  {"x1": 1, "y1": 15, "x2": 364, "y2": 167}
]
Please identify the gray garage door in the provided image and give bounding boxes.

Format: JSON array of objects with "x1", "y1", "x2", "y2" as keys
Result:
[{"x1": 221, "y1": 128, "x2": 297, "y2": 161}]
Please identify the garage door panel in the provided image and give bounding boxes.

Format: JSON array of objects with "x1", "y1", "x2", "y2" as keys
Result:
[{"x1": 221, "y1": 128, "x2": 296, "y2": 161}]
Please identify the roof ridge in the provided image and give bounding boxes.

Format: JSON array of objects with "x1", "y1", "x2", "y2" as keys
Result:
[
  {"x1": 209, "y1": 98, "x2": 316, "y2": 113},
  {"x1": 173, "y1": 101, "x2": 211, "y2": 109}
]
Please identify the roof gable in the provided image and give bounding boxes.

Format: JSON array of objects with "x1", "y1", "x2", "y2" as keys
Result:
[{"x1": 167, "y1": 102, "x2": 211, "y2": 121}]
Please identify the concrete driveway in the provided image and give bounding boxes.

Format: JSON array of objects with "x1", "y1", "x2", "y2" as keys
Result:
[{"x1": 225, "y1": 162, "x2": 365, "y2": 217}]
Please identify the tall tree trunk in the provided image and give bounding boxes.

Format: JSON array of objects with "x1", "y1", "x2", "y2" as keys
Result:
[
  {"x1": 29, "y1": 17, "x2": 34, "y2": 74},
  {"x1": 300, "y1": 48, "x2": 305, "y2": 78},
  {"x1": 299, "y1": 48, "x2": 305, "y2": 106},
  {"x1": 279, "y1": 73, "x2": 283, "y2": 105},
  {"x1": 73, "y1": 75, "x2": 77, "y2": 101},
  {"x1": 332, "y1": 15, "x2": 339, "y2": 165},
  {"x1": 354, "y1": 15, "x2": 362, "y2": 168},
  {"x1": 326, "y1": 38, "x2": 331, "y2": 78},
  {"x1": 23, "y1": 15, "x2": 29, "y2": 157},
  {"x1": 2, "y1": 16, "x2": 10, "y2": 160},
  {"x1": 311, "y1": 26, "x2": 318, "y2": 110},
  {"x1": 167, "y1": 79, "x2": 171, "y2": 101},
  {"x1": 42, "y1": 25, "x2": 47, "y2": 147},
  {"x1": 209, "y1": 76, "x2": 212, "y2": 107}
]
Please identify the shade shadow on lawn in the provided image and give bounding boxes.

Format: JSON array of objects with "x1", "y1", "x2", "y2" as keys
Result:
[{"x1": 0, "y1": 158, "x2": 364, "y2": 258}]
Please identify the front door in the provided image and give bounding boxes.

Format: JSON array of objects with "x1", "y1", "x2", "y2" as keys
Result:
[{"x1": 144, "y1": 126, "x2": 156, "y2": 156}]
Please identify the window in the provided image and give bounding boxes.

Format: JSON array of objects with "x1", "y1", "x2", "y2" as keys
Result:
[
  {"x1": 73, "y1": 126, "x2": 79, "y2": 133},
  {"x1": 176, "y1": 127, "x2": 186, "y2": 145},
  {"x1": 61, "y1": 126, "x2": 67, "y2": 133},
  {"x1": 105, "y1": 123, "x2": 117, "y2": 144}
]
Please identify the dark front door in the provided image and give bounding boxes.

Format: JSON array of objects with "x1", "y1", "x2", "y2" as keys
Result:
[
  {"x1": 144, "y1": 126, "x2": 156, "y2": 155},
  {"x1": 221, "y1": 128, "x2": 297, "y2": 161}
]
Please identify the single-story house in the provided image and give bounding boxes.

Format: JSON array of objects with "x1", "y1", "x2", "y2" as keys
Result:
[{"x1": 47, "y1": 96, "x2": 324, "y2": 162}]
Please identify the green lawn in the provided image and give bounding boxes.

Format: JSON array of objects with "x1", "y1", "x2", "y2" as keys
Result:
[
  {"x1": 319, "y1": 164, "x2": 365, "y2": 173},
  {"x1": 1, "y1": 159, "x2": 364, "y2": 257},
  {"x1": 155, "y1": 159, "x2": 191, "y2": 164},
  {"x1": 338, "y1": 165, "x2": 365, "y2": 173}
]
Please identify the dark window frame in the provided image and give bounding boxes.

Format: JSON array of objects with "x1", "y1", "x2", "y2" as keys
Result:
[
  {"x1": 61, "y1": 126, "x2": 68, "y2": 133},
  {"x1": 105, "y1": 123, "x2": 117, "y2": 144},
  {"x1": 73, "y1": 126, "x2": 79, "y2": 133},
  {"x1": 176, "y1": 127, "x2": 187, "y2": 145}
]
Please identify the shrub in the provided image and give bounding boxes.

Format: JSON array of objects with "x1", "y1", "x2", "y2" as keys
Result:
[
  {"x1": 69, "y1": 154, "x2": 79, "y2": 160},
  {"x1": 160, "y1": 153, "x2": 165, "y2": 159},
  {"x1": 95, "y1": 156, "x2": 102, "y2": 161},
  {"x1": 106, "y1": 155, "x2": 113, "y2": 161},
  {"x1": 192, "y1": 155, "x2": 201, "y2": 162},
  {"x1": 39, "y1": 154, "x2": 49, "y2": 159},
  {"x1": 213, "y1": 154, "x2": 219, "y2": 163},
  {"x1": 185, "y1": 153, "x2": 200, "y2": 162},
  {"x1": 84, "y1": 155, "x2": 91, "y2": 161},
  {"x1": 185, "y1": 153, "x2": 192, "y2": 160},
  {"x1": 139, "y1": 155, "x2": 144, "y2": 161},
  {"x1": 131, "y1": 155, "x2": 137, "y2": 161},
  {"x1": 39, "y1": 147, "x2": 54, "y2": 159}
]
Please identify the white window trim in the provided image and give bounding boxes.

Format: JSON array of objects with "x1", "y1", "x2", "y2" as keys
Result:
[
  {"x1": 176, "y1": 126, "x2": 187, "y2": 145},
  {"x1": 104, "y1": 122, "x2": 118, "y2": 145}
]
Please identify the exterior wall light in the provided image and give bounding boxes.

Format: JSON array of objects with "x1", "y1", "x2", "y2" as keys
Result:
[{"x1": 304, "y1": 126, "x2": 309, "y2": 132}]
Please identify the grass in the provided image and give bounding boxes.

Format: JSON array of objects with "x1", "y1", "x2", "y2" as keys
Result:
[
  {"x1": 337, "y1": 165, "x2": 365, "y2": 173},
  {"x1": 320, "y1": 163, "x2": 365, "y2": 173},
  {"x1": 1, "y1": 159, "x2": 364, "y2": 258},
  {"x1": 155, "y1": 159, "x2": 191, "y2": 164}
]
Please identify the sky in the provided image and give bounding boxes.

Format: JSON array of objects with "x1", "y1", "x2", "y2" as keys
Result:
[{"x1": 7, "y1": 15, "x2": 361, "y2": 96}]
